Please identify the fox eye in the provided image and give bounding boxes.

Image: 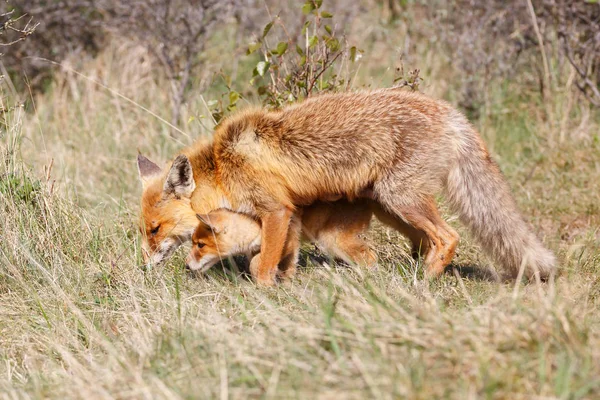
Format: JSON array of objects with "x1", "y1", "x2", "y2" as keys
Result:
[
  {"x1": 150, "y1": 226, "x2": 160, "y2": 236},
  {"x1": 197, "y1": 242, "x2": 205, "y2": 249}
]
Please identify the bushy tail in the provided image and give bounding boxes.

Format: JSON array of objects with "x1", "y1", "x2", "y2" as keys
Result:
[{"x1": 444, "y1": 114, "x2": 556, "y2": 281}]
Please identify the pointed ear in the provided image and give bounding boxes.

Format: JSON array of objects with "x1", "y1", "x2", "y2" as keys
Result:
[
  {"x1": 196, "y1": 213, "x2": 221, "y2": 234},
  {"x1": 164, "y1": 154, "x2": 196, "y2": 197},
  {"x1": 137, "y1": 154, "x2": 162, "y2": 187}
]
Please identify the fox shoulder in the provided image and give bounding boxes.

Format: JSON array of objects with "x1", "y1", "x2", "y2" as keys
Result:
[{"x1": 214, "y1": 107, "x2": 282, "y2": 161}]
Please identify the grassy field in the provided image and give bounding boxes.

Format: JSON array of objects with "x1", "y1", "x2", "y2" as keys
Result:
[{"x1": 1, "y1": 11, "x2": 600, "y2": 399}]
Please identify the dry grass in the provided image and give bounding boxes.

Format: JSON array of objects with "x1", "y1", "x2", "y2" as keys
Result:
[{"x1": 1, "y1": 16, "x2": 600, "y2": 399}]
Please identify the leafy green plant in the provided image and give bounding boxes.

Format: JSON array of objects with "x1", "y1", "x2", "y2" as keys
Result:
[
  {"x1": 247, "y1": 0, "x2": 362, "y2": 108},
  {"x1": 204, "y1": 73, "x2": 242, "y2": 124},
  {"x1": 206, "y1": 0, "x2": 421, "y2": 121},
  {"x1": 0, "y1": 172, "x2": 40, "y2": 204},
  {"x1": 393, "y1": 63, "x2": 423, "y2": 92},
  {"x1": 205, "y1": 0, "x2": 364, "y2": 122}
]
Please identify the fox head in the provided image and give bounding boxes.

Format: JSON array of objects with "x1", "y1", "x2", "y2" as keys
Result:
[
  {"x1": 186, "y1": 209, "x2": 261, "y2": 272},
  {"x1": 137, "y1": 153, "x2": 199, "y2": 267}
]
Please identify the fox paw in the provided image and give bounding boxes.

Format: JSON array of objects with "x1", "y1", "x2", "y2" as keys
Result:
[
  {"x1": 356, "y1": 248, "x2": 378, "y2": 268},
  {"x1": 277, "y1": 265, "x2": 297, "y2": 283},
  {"x1": 249, "y1": 254, "x2": 277, "y2": 287}
]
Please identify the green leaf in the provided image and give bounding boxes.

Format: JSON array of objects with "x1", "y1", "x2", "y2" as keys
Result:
[
  {"x1": 308, "y1": 35, "x2": 318, "y2": 49},
  {"x1": 324, "y1": 24, "x2": 333, "y2": 35},
  {"x1": 302, "y1": 2, "x2": 315, "y2": 15},
  {"x1": 262, "y1": 22, "x2": 273, "y2": 38},
  {"x1": 222, "y1": 73, "x2": 232, "y2": 87},
  {"x1": 275, "y1": 41, "x2": 289, "y2": 56},
  {"x1": 247, "y1": 42, "x2": 262, "y2": 55},
  {"x1": 227, "y1": 97, "x2": 240, "y2": 111},
  {"x1": 296, "y1": 44, "x2": 304, "y2": 55},
  {"x1": 255, "y1": 61, "x2": 270, "y2": 77},
  {"x1": 314, "y1": 0, "x2": 323, "y2": 8},
  {"x1": 321, "y1": 11, "x2": 333, "y2": 18},
  {"x1": 212, "y1": 111, "x2": 223, "y2": 124},
  {"x1": 300, "y1": 55, "x2": 307, "y2": 66},
  {"x1": 228, "y1": 91, "x2": 240, "y2": 105},
  {"x1": 302, "y1": 20, "x2": 311, "y2": 35},
  {"x1": 349, "y1": 46, "x2": 363, "y2": 62},
  {"x1": 326, "y1": 38, "x2": 340, "y2": 52}
]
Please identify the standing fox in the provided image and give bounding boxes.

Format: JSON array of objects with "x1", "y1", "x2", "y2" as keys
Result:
[
  {"x1": 138, "y1": 151, "x2": 404, "y2": 274},
  {"x1": 138, "y1": 150, "x2": 422, "y2": 276},
  {"x1": 138, "y1": 89, "x2": 556, "y2": 285}
]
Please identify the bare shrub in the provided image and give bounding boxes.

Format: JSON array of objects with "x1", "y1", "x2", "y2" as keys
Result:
[
  {"x1": 1, "y1": 1, "x2": 104, "y2": 90},
  {"x1": 0, "y1": 5, "x2": 38, "y2": 52},
  {"x1": 417, "y1": 0, "x2": 600, "y2": 114},
  {"x1": 102, "y1": 0, "x2": 241, "y2": 129},
  {"x1": 2, "y1": 0, "x2": 244, "y2": 132},
  {"x1": 549, "y1": 0, "x2": 600, "y2": 107}
]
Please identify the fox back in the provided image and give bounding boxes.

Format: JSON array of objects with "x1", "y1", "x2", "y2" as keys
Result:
[{"x1": 213, "y1": 89, "x2": 454, "y2": 206}]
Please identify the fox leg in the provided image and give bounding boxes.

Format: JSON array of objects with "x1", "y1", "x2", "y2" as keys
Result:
[
  {"x1": 371, "y1": 206, "x2": 430, "y2": 260},
  {"x1": 377, "y1": 196, "x2": 459, "y2": 278},
  {"x1": 316, "y1": 230, "x2": 378, "y2": 268},
  {"x1": 277, "y1": 211, "x2": 303, "y2": 280},
  {"x1": 303, "y1": 200, "x2": 377, "y2": 267},
  {"x1": 250, "y1": 207, "x2": 294, "y2": 286}
]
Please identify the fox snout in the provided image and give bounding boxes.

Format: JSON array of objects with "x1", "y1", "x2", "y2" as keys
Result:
[
  {"x1": 185, "y1": 252, "x2": 196, "y2": 270},
  {"x1": 185, "y1": 248, "x2": 220, "y2": 272},
  {"x1": 140, "y1": 252, "x2": 168, "y2": 271},
  {"x1": 139, "y1": 237, "x2": 182, "y2": 271},
  {"x1": 184, "y1": 249, "x2": 204, "y2": 271}
]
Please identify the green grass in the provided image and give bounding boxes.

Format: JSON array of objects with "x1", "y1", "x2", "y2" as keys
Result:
[
  {"x1": 1, "y1": 24, "x2": 600, "y2": 399},
  {"x1": 1, "y1": 178, "x2": 599, "y2": 399},
  {"x1": 2, "y1": 103, "x2": 600, "y2": 400}
]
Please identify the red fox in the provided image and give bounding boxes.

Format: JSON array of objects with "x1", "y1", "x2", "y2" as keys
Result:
[
  {"x1": 138, "y1": 153, "x2": 422, "y2": 275},
  {"x1": 138, "y1": 153, "x2": 426, "y2": 277},
  {"x1": 138, "y1": 89, "x2": 556, "y2": 285}
]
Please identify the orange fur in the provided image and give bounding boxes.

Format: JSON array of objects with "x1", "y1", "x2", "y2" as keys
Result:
[
  {"x1": 186, "y1": 200, "x2": 378, "y2": 278},
  {"x1": 140, "y1": 89, "x2": 556, "y2": 284},
  {"x1": 137, "y1": 150, "x2": 383, "y2": 275}
]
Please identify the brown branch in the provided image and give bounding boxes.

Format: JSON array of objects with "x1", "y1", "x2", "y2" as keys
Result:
[
  {"x1": 559, "y1": 33, "x2": 600, "y2": 106},
  {"x1": 0, "y1": 14, "x2": 39, "y2": 46}
]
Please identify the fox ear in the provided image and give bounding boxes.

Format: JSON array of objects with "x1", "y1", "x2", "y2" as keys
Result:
[
  {"x1": 137, "y1": 154, "x2": 162, "y2": 187},
  {"x1": 164, "y1": 154, "x2": 196, "y2": 198},
  {"x1": 196, "y1": 213, "x2": 221, "y2": 234}
]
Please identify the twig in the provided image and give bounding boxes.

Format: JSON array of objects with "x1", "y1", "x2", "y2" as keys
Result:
[
  {"x1": 526, "y1": 0, "x2": 551, "y2": 95},
  {"x1": 560, "y1": 34, "x2": 600, "y2": 107}
]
